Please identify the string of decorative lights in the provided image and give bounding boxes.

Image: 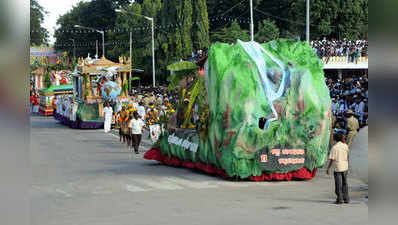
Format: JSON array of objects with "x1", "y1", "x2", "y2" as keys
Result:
[
  {"x1": 30, "y1": 16, "x2": 250, "y2": 33},
  {"x1": 53, "y1": 40, "x2": 148, "y2": 47}
]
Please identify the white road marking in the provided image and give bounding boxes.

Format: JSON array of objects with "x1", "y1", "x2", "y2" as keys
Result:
[
  {"x1": 215, "y1": 181, "x2": 251, "y2": 187},
  {"x1": 164, "y1": 177, "x2": 218, "y2": 189},
  {"x1": 92, "y1": 190, "x2": 113, "y2": 195},
  {"x1": 133, "y1": 178, "x2": 184, "y2": 191},
  {"x1": 109, "y1": 133, "x2": 120, "y2": 139},
  {"x1": 55, "y1": 188, "x2": 72, "y2": 197},
  {"x1": 125, "y1": 184, "x2": 147, "y2": 192}
]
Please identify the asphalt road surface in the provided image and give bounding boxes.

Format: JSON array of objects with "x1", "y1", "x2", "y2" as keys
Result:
[{"x1": 30, "y1": 116, "x2": 368, "y2": 225}]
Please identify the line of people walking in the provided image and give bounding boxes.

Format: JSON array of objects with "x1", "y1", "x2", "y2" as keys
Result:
[{"x1": 103, "y1": 89, "x2": 177, "y2": 153}]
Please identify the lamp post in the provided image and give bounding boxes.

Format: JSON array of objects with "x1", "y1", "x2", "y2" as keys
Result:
[
  {"x1": 306, "y1": 0, "x2": 310, "y2": 43},
  {"x1": 250, "y1": 0, "x2": 254, "y2": 41},
  {"x1": 129, "y1": 31, "x2": 132, "y2": 94},
  {"x1": 69, "y1": 38, "x2": 75, "y2": 59},
  {"x1": 116, "y1": 9, "x2": 156, "y2": 87},
  {"x1": 74, "y1": 25, "x2": 105, "y2": 58}
]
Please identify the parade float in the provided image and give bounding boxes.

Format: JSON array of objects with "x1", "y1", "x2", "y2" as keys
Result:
[
  {"x1": 38, "y1": 84, "x2": 73, "y2": 116},
  {"x1": 55, "y1": 55, "x2": 133, "y2": 129},
  {"x1": 31, "y1": 51, "x2": 77, "y2": 116},
  {"x1": 144, "y1": 39, "x2": 332, "y2": 181}
]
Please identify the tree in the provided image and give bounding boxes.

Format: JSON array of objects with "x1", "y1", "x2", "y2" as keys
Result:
[
  {"x1": 207, "y1": 0, "x2": 368, "y2": 41},
  {"x1": 207, "y1": 0, "x2": 253, "y2": 32},
  {"x1": 211, "y1": 21, "x2": 250, "y2": 43},
  {"x1": 288, "y1": 0, "x2": 368, "y2": 40},
  {"x1": 30, "y1": 0, "x2": 49, "y2": 46},
  {"x1": 192, "y1": 0, "x2": 210, "y2": 49},
  {"x1": 108, "y1": 0, "x2": 166, "y2": 84},
  {"x1": 255, "y1": 19, "x2": 280, "y2": 42},
  {"x1": 54, "y1": 0, "x2": 130, "y2": 59},
  {"x1": 182, "y1": 0, "x2": 193, "y2": 57},
  {"x1": 43, "y1": 71, "x2": 52, "y2": 88}
]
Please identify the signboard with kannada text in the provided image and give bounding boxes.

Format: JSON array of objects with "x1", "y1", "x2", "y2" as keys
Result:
[{"x1": 257, "y1": 145, "x2": 306, "y2": 172}]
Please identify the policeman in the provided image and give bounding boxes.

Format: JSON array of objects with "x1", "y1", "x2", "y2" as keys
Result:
[{"x1": 345, "y1": 109, "x2": 359, "y2": 148}]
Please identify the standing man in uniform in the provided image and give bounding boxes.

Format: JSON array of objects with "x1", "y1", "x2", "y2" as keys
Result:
[
  {"x1": 345, "y1": 109, "x2": 359, "y2": 147},
  {"x1": 327, "y1": 133, "x2": 350, "y2": 204}
]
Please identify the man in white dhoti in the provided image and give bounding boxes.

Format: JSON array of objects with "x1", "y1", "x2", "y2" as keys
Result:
[
  {"x1": 58, "y1": 96, "x2": 64, "y2": 116},
  {"x1": 63, "y1": 97, "x2": 70, "y2": 118},
  {"x1": 70, "y1": 99, "x2": 78, "y2": 121},
  {"x1": 103, "y1": 102, "x2": 113, "y2": 133}
]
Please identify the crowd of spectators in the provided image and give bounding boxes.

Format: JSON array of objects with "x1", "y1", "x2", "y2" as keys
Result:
[
  {"x1": 129, "y1": 86, "x2": 179, "y2": 106},
  {"x1": 326, "y1": 74, "x2": 368, "y2": 136},
  {"x1": 311, "y1": 39, "x2": 368, "y2": 63},
  {"x1": 189, "y1": 48, "x2": 208, "y2": 62}
]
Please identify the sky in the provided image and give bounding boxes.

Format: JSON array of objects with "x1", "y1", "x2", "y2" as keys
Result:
[{"x1": 37, "y1": 0, "x2": 88, "y2": 44}]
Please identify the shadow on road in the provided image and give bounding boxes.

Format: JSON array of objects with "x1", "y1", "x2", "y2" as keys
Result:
[
  {"x1": 78, "y1": 157, "x2": 227, "y2": 181},
  {"x1": 30, "y1": 118, "x2": 64, "y2": 129}
]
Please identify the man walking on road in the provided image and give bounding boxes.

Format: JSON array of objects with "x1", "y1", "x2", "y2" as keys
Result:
[
  {"x1": 129, "y1": 112, "x2": 147, "y2": 154},
  {"x1": 327, "y1": 133, "x2": 350, "y2": 204}
]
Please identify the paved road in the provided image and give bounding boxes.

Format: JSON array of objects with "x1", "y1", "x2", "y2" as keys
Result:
[{"x1": 30, "y1": 116, "x2": 368, "y2": 225}]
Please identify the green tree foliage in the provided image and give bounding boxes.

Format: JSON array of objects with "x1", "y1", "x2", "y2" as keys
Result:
[
  {"x1": 43, "y1": 71, "x2": 52, "y2": 88},
  {"x1": 109, "y1": 0, "x2": 162, "y2": 84},
  {"x1": 255, "y1": 19, "x2": 280, "y2": 42},
  {"x1": 255, "y1": 0, "x2": 368, "y2": 40},
  {"x1": 193, "y1": 0, "x2": 210, "y2": 49},
  {"x1": 54, "y1": 0, "x2": 130, "y2": 58},
  {"x1": 211, "y1": 21, "x2": 250, "y2": 43},
  {"x1": 155, "y1": 0, "x2": 209, "y2": 84},
  {"x1": 207, "y1": 0, "x2": 367, "y2": 41},
  {"x1": 182, "y1": 0, "x2": 193, "y2": 57},
  {"x1": 30, "y1": 0, "x2": 49, "y2": 46},
  {"x1": 206, "y1": 0, "x2": 252, "y2": 32}
]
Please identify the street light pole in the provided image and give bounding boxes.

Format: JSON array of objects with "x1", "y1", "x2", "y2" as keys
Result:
[
  {"x1": 74, "y1": 25, "x2": 105, "y2": 58},
  {"x1": 129, "y1": 31, "x2": 132, "y2": 93},
  {"x1": 306, "y1": 0, "x2": 310, "y2": 43},
  {"x1": 115, "y1": 9, "x2": 156, "y2": 87},
  {"x1": 96, "y1": 40, "x2": 98, "y2": 59},
  {"x1": 250, "y1": 0, "x2": 254, "y2": 41},
  {"x1": 101, "y1": 31, "x2": 105, "y2": 58},
  {"x1": 150, "y1": 18, "x2": 155, "y2": 87}
]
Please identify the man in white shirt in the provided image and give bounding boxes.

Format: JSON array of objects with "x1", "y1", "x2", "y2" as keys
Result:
[
  {"x1": 129, "y1": 112, "x2": 147, "y2": 154},
  {"x1": 327, "y1": 133, "x2": 350, "y2": 204},
  {"x1": 103, "y1": 102, "x2": 113, "y2": 133}
]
